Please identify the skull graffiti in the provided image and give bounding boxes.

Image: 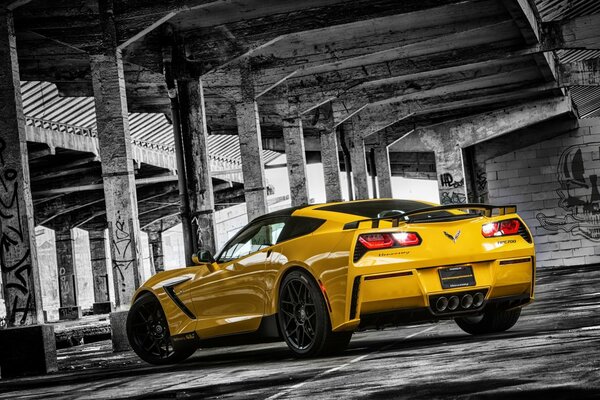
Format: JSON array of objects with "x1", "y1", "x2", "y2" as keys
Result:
[{"x1": 537, "y1": 143, "x2": 600, "y2": 241}]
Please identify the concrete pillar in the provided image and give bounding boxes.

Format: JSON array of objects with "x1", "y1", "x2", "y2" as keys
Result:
[
  {"x1": 320, "y1": 116, "x2": 343, "y2": 203},
  {"x1": 0, "y1": 7, "x2": 57, "y2": 377},
  {"x1": 178, "y1": 79, "x2": 218, "y2": 255},
  {"x1": 283, "y1": 116, "x2": 309, "y2": 206},
  {"x1": 54, "y1": 229, "x2": 82, "y2": 320},
  {"x1": 435, "y1": 142, "x2": 468, "y2": 205},
  {"x1": 346, "y1": 121, "x2": 370, "y2": 200},
  {"x1": 90, "y1": 3, "x2": 142, "y2": 351},
  {"x1": 235, "y1": 64, "x2": 268, "y2": 221},
  {"x1": 88, "y1": 230, "x2": 113, "y2": 314},
  {"x1": 374, "y1": 135, "x2": 393, "y2": 198},
  {"x1": 147, "y1": 230, "x2": 164, "y2": 274}
]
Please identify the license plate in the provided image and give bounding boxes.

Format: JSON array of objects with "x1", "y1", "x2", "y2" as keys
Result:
[{"x1": 438, "y1": 265, "x2": 476, "y2": 289}]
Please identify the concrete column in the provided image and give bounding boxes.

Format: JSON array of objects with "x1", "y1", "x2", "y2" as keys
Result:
[
  {"x1": 90, "y1": 4, "x2": 142, "y2": 351},
  {"x1": 88, "y1": 230, "x2": 113, "y2": 314},
  {"x1": 346, "y1": 121, "x2": 370, "y2": 200},
  {"x1": 283, "y1": 116, "x2": 309, "y2": 206},
  {"x1": 235, "y1": 64, "x2": 268, "y2": 221},
  {"x1": 54, "y1": 229, "x2": 82, "y2": 320},
  {"x1": 435, "y1": 142, "x2": 468, "y2": 205},
  {"x1": 178, "y1": 79, "x2": 218, "y2": 255},
  {"x1": 374, "y1": 137, "x2": 393, "y2": 198},
  {"x1": 0, "y1": 8, "x2": 57, "y2": 377},
  {"x1": 320, "y1": 120, "x2": 343, "y2": 203},
  {"x1": 147, "y1": 230, "x2": 164, "y2": 274}
]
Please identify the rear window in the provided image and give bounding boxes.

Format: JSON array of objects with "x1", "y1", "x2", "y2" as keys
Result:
[{"x1": 316, "y1": 200, "x2": 454, "y2": 221}]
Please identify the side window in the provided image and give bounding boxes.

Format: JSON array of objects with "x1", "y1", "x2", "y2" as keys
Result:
[
  {"x1": 217, "y1": 219, "x2": 287, "y2": 263},
  {"x1": 277, "y1": 217, "x2": 325, "y2": 243}
]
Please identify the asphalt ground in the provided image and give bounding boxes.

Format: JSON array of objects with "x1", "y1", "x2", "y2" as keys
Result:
[{"x1": 1, "y1": 264, "x2": 599, "y2": 399}]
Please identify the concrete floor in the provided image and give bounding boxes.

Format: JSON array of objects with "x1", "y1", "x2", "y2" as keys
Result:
[{"x1": 1, "y1": 265, "x2": 599, "y2": 399}]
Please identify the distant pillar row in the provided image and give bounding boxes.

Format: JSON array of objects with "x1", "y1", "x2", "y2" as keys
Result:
[
  {"x1": 0, "y1": 8, "x2": 57, "y2": 378},
  {"x1": 88, "y1": 230, "x2": 113, "y2": 314},
  {"x1": 54, "y1": 229, "x2": 82, "y2": 320},
  {"x1": 178, "y1": 79, "x2": 218, "y2": 255},
  {"x1": 235, "y1": 62, "x2": 268, "y2": 221}
]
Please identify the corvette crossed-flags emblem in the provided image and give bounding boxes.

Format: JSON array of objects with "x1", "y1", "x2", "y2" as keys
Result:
[{"x1": 444, "y1": 230, "x2": 461, "y2": 243}]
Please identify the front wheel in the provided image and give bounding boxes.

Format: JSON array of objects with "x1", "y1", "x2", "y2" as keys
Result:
[
  {"x1": 455, "y1": 307, "x2": 522, "y2": 335},
  {"x1": 126, "y1": 293, "x2": 196, "y2": 365},
  {"x1": 278, "y1": 270, "x2": 352, "y2": 358}
]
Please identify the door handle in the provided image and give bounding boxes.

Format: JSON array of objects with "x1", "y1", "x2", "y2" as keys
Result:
[{"x1": 266, "y1": 249, "x2": 272, "y2": 257}]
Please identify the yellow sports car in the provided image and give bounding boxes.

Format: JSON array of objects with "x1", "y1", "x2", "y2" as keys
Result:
[{"x1": 126, "y1": 199, "x2": 535, "y2": 364}]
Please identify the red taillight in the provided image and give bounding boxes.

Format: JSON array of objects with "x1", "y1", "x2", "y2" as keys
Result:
[
  {"x1": 358, "y1": 233, "x2": 395, "y2": 249},
  {"x1": 482, "y1": 219, "x2": 521, "y2": 238},
  {"x1": 358, "y1": 232, "x2": 421, "y2": 249},
  {"x1": 392, "y1": 232, "x2": 421, "y2": 246}
]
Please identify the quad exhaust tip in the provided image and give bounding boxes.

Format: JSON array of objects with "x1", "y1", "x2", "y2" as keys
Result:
[
  {"x1": 434, "y1": 292, "x2": 485, "y2": 312},
  {"x1": 448, "y1": 296, "x2": 460, "y2": 311}
]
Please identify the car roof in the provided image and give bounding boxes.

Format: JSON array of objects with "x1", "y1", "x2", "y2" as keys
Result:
[{"x1": 251, "y1": 199, "x2": 436, "y2": 223}]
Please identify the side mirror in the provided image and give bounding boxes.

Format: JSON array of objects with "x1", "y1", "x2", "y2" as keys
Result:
[{"x1": 191, "y1": 250, "x2": 218, "y2": 272}]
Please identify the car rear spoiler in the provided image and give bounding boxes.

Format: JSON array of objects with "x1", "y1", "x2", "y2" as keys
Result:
[{"x1": 342, "y1": 203, "x2": 518, "y2": 230}]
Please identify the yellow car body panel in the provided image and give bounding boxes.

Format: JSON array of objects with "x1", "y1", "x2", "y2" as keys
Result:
[{"x1": 131, "y1": 200, "x2": 535, "y2": 341}]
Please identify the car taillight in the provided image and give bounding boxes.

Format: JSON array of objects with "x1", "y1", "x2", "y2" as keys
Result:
[
  {"x1": 358, "y1": 233, "x2": 395, "y2": 249},
  {"x1": 392, "y1": 232, "x2": 421, "y2": 246},
  {"x1": 482, "y1": 218, "x2": 521, "y2": 238},
  {"x1": 358, "y1": 232, "x2": 421, "y2": 249}
]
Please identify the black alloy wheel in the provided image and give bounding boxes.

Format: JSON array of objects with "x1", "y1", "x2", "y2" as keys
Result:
[
  {"x1": 278, "y1": 270, "x2": 352, "y2": 358},
  {"x1": 126, "y1": 293, "x2": 195, "y2": 365}
]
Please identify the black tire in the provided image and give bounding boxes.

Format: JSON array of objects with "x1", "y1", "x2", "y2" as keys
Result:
[
  {"x1": 126, "y1": 293, "x2": 196, "y2": 365},
  {"x1": 277, "y1": 270, "x2": 352, "y2": 358},
  {"x1": 455, "y1": 307, "x2": 522, "y2": 335}
]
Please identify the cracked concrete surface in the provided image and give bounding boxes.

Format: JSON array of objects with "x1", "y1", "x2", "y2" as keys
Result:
[{"x1": 1, "y1": 264, "x2": 599, "y2": 399}]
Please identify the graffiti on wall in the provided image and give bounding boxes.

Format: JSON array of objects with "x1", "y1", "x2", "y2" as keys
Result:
[
  {"x1": 537, "y1": 143, "x2": 600, "y2": 241},
  {"x1": 0, "y1": 137, "x2": 35, "y2": 325},
  {"x1": 112, "y1": 211, "x2": 135, "y2": 293},
  {"x1": 439, "y1": 172, "x2": 467, "y2": 205}
]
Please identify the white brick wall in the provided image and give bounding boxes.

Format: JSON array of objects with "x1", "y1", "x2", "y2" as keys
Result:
[{"x1": 486, "y1": 118, "x2": 600, "y2": 268}]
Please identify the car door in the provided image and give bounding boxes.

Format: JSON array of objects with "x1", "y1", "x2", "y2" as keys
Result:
[{"x1": 188, "y1": 217, "x2": 287, "y2": 338}]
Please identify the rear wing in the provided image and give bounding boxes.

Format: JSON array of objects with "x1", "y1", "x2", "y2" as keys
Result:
[{"x1": 342, "y1": 203, "x2": 517, "y2": 230}]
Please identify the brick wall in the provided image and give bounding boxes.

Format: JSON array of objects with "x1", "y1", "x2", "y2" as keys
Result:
[{"x1": 486, "y1": 118, "x2": 600, "y2": 267}]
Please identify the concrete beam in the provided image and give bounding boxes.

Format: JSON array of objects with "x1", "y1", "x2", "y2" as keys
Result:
[
  {"x1": 543, "y1": 13, "x2": 600, "y2": 50},
  {"x1": 559, "y1": 58, "x2": 600, "y2": 87}
]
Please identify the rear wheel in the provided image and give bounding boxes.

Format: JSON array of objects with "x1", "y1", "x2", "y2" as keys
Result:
[
  {"x1": 126, "y1": 293, "x2": 196, "y2": 365},
  {"x1": 455, "y1": 307, "x2": 521, "y2": 335},
  {"x1": 278, "y1": 270, "x2": 352, "y2": 357}
]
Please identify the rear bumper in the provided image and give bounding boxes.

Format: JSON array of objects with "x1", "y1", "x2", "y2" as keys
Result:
[{"x1": 336, "y1": 256, "x2": 535, "y2": 331}]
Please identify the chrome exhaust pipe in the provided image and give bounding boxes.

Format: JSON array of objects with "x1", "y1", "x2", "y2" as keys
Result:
[
  {"x1": 473, "y1": 292, "x2": 484, "y2": 308},
  {"x1": 461, "y1": 294, "x2": 473, "y2": 309},
  {"x1": 435, "y1": 297, "x2": 448, "y2": 312},
  {"x1": 448, "y1": 296, "x2": 459, "y2": 311}
]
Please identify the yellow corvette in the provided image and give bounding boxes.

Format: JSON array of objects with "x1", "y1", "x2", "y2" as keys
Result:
[{"x1": 126, "y1": 199, "x2": 535, "y2": 364}]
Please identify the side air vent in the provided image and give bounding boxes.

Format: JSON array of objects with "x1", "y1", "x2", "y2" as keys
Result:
[
  {"x1": 349, "y1": 276, "x2": 361, "y2": 319},
  {"x1": 353, "y1": 241, "x2": 368, "y2": 262},
  {"x1": 518, "y1": 222, "x2": 532, "y2": 243}
]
